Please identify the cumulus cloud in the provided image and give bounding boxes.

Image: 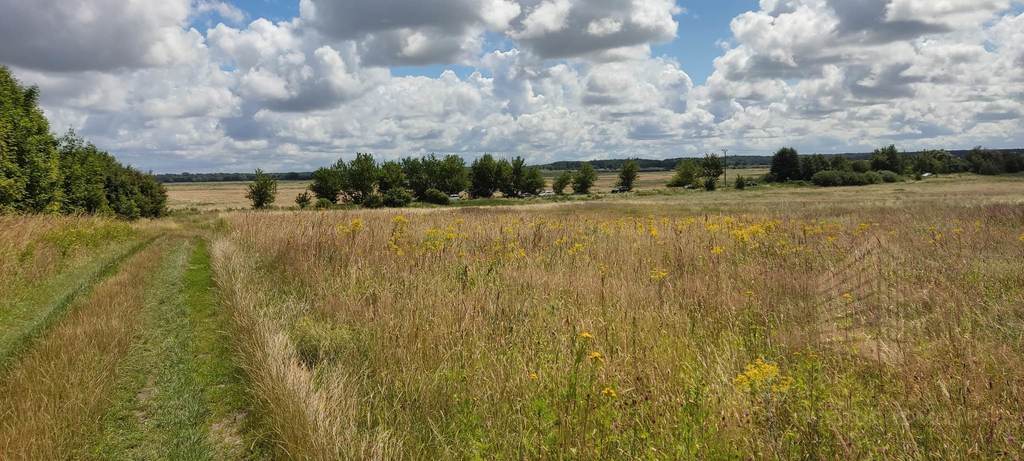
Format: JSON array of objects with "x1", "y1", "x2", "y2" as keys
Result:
[
  {"x1": 1, "y1": 0, "x2": 1022, "y2": 172},
  {"x1": 0, "y1": 0, "x2": 197, "y2": 72}
]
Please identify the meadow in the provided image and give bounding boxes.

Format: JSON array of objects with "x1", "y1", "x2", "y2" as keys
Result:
[{"x1": 1, "y1": 174, "x2": 1022, "y2": 459}]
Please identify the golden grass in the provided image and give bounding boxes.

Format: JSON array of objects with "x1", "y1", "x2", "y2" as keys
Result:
[
  {"x1": 210, "y1": 177, "x2": 1024, "y2": 459},
  {"x1": 0, "y1": 239, "x2": 170, "y2": 459}
]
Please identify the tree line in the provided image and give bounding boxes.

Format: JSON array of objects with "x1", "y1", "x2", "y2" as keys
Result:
[
  {"x1": 0, "y1": 66, "x2": 166, "y2": 218},
  {"x1": 246, "y1": 154, "x2": 650, "y2": 209}
]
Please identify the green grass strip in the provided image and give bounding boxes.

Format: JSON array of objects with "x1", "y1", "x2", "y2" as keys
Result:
[
  {"x1": 0, "y1": 237, "x2": 154, "y2": 373},
  {"x1": 88, "y1": 239, "x2": 263, "y2": 460}
]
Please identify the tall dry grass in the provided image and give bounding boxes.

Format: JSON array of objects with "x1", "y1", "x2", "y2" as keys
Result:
[
  {"x1": 214, "y1": 199, "x2": 1024, "y2": 458},
  {"x1": 0, "y1": 239, "x2": 168, "y2": 458},
  {"x1": 0, "y1": 214, "x2": 135, "y2": 300}
]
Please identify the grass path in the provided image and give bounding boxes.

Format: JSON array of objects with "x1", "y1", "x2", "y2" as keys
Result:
[
  {"x1": 0, "y1": 238, "x2": 169, "y2": 458},
  {"x1": 88, "y1": 239, "x2": 263, "y2": 460},
  {"x1": 0, "y1": 238, "x2": 151, "y2": 372}
]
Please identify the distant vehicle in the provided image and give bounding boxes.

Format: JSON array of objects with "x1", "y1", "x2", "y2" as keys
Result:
[
  {"x1": 448, "y1": 194, "x2": 461, "y2": 201},
  {"x1": 611, "y1": 186, "x2": 630, "y2": 193},
  {"x1": 539, "y1": 191, "x2": 555, "y2": 197}
]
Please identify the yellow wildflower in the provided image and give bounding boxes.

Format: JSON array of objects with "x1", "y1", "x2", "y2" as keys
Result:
[
  {"x1": 1018, "y1": 233, "x2": 1024, "y2": 243},
  {"x1": 841, "y1": 292, "x2": 854, "y2": 303},
  {"x1": 711, "y1": 246, "x2": 725, "y2": 255},
  {"x1": 588, "y1": 351, "x2": 604, "y2": 363},
  {"x1": 733, "y1": 358, "x2": 791, "y2": 394},
  {"x1": 579, "y1": 331, "x2": 594, "y2": 340},
  {"x1": 650, "y1": 268, "x2": 669, "y2": 282},
  {"x1": 529, "y1": 372, "x2": 539, "y2": 381},
  {"x1": 349, "y1": 218, "x2": 364, "y2": 232},
  {"x1": 601, "y1": 387, "x2": 617, "y2": 398}
]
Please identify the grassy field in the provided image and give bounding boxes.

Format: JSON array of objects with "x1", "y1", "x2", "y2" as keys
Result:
[
  {"x1": 2, "y1": 174, "x2": 1023, "y2": 459},
  {"x1": 165, "y1": 168, "x2": 771, "y2": 211}
]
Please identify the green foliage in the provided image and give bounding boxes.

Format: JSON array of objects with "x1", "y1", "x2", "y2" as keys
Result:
[
  {"x1": 617, "y1": 160, "x2": 639, "y2": 191},
  {"x1": 811, "y1": 170, "x2": 885, "y2": 187},
  {"x1": 572, "y1": 163, "x2": 597, "y2": 194},
  {"x1": 404, "y1": 154, "x2": 468, "y2": 197},
  {"x1": 315, "y1": 197, "x2": 334, "y2": 209},
  {"x1": 769, "y1": 148, "x2": 801, "y2": 182},
  {"x1": 362, "y1": 192, "x2": 385, "y2": 209},
  {"x1": 495, "y1": 156, "x2": 545, "y2": 197},
  {"x1": 470, "y1": 154, "x2": 500, "y2": 198},
  {"x1": 799, "y1": 154, "x2": 830, "y2": 180},
  {"x1": 704, "y1": 177, "x2": 717, "y2": 191},
  {"x1": 345, "y1": 153, "x2": 378, "y2": 204},
  {"x1": 421, "y1": 188, "x2": 450, "y2": 205},
  {"x1": 877, "y1": 170, "x2": 902, "y2": 183},
  {"x1": 552, "y1": 171, "x2": 572, "y2": 195},
  {"x1": 667, "y1": 160, "x2": 700, "y2": 188},
  {"x1": 246, "y1": 169, "x2": 277, "y2": 209},
  {"x1": 965, "y1": 146, "x2": 1023, "y2": 175},
  {"x1": 382, "y1": 188, "x2": 413, "y2": 208},
  {"x1": 829, "y1": 156, "x2": 851, "y2": 172},
  {"x1": 310, "y1": 162, "x2": 346, "y2": 204},
  {"x1": 851, "y1": 160, "x2": 871, "y2": 173},
  {"x1": 701, "y1": 154, "x2": 724, "y2": 182},
  {"x1": 0, "y1": 67, "x2": 164, "y2": 219},
  {"x1": 870, "y1": 145, "x2": 905, "y2": 174},
  {"x1": 377, "y1": 161, "x2": 406, "y2": 193},
  {"x1": 521, "y1": 167, "x2": 546, "y2": 196},
  {"x1": 735, "y1": 175, "x2": 747, "y2": 190},
  {"x1": 295, "y1": 191, "x2": 312, "y2": 209}
]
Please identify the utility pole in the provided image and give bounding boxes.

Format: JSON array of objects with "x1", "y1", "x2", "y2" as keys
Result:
[{"x1": 722, "y1": 149, "x2": 729, "y2": 185}]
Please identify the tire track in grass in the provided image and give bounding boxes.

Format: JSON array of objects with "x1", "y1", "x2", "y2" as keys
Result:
[
  {"x1": 88, "y1": 240, "x2": 265, "y2": 460},
  {"x1": 0, "y1": 238, "x2": 170, "y2": 459},
  {"x1": 0, "y1": 237, "x2": 153, "y2": 373}
]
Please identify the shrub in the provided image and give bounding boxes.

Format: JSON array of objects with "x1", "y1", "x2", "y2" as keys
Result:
[
  {"x1": 878, "y1": 170, "x2": 902, "y2": 183},
  {"x1": 295, "y1": 191, "x2": 312, "y2": 209},
  {"x1": 246, "y1": 169, "x2": 278, "y2": 209},
  {"x1": 617, "y1": 160, "x2": 639, "y2": 191},
  {"x1": 851, "y1": 160, "x2": 871, "y2": 173},
  {"x1": 735, "y1": 175, "x2": 747, "y2": 190},
  {"x1": 812, "y1": 170, "x2": 885, "y2": 187},
  {"x1": 315, "y1": 198, "x2": 334, "y2": 209},
  {"x1": 572, "y1": 163, "x2": 597, "y2": 194},
  {"x1": 382, "y1": 188, "x2": 413, "y2": 208},
  {"x1": 552, "y1": 171, "x2": 573, "y2": 195},
  {"x1": 421, "y1": 188, "x2": 450, "y2": 205},
  {"x1": 667, "y1": 160, "x2": 700, "y2": 188},
  {"x1": 362, "y1": 192, "x2": 385, "y2": 209},
  {"x1": 704, "y1": 177, "x2": 717, "y2": 191}
]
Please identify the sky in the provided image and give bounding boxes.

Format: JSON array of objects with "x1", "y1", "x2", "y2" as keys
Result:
[{"x1": 0, "y1": 0, "x2": 1022, "y2": 173}]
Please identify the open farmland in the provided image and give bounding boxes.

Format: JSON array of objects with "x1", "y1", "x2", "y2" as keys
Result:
[{"x1": 2, "y1": 175, "x2": 1023, "y2": 459}]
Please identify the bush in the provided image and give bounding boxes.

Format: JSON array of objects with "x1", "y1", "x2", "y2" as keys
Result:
[
  {"x1": 812, "y1": 170, "x2": 885, "y2": 187},
  {"x1": 421, "y1": 188, "x2": 450, "y2": 205},
  {"x1": 704, "y1": 177, "x2": 717, "y2": 191},
  {"x1": 735, "y1": 175, "x2": 747, "y2": 190},
  {"x1": 246, "y1": 169, "x2": 278, "y2": 209},
  {"x1": 382, "y1": 188, "x2": 413, "y2": 208},
  {"x1": 363, "y1": 192, "x2": 385, "y2": 209},
  {"x1": 315, "y1": 198, "x2": 334, "y2": 209},
  {"x1": 851, "y1": 160, "x2": 871, "y2": 173},
  {"x1": 878, "y1": 170, "x2": 902, "y2": 183},
  {"x1": 295, "y1": 191, "x2": 312, "y2": 209},
  {"x1": 667, "y1": 160, "x2": 700, "y2": 188},
  {"x1": 552, "y1": 171, "x2": 573, "y2": 195}
]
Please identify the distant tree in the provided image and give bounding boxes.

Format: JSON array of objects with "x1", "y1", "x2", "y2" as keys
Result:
[
  {"x1": 521, "y1": 167, "x2": 546, "y2": 195},
  {"x1": 667, "y1": 159, "x2": 700, "y2": 188},
  {"x1": 870, "y1": 145, "x2": 904, "y2": 173},
  {"x1": 470, "y1": 154, "x2": 500, "y2": 198},
  {"x1": 553, "y1": 171, "x2": 573, "y2": 195},
  {"x1": 572, "y1": 163, "x2": 597, "y2": 194},
  {"x1": 700, "y1": 154, "x2": 725, "y2": 183},
  {"x1": 344, "y1": 153, "x2": 378, "y2": 204},
  {"x1": 800, "y1": 154, "x2": 831, "y2": 180},
  {"x1": 382, "y1": 188, "x2": 413, "y2": 208},
  {"x1": 496, "y1": 158, "x2": 515, "y2": 197},
  {"x1": 769, "y1": 147, "x2": 801, "y2": 182},
  {"x1": 829, "y1": 156, "x2": 851, "y2": 172},
  {"x1": 617, "y1": 160, "x2": 639, "y2": 191},
  {"x1": 437, "y1": 155, "x2": 469, "y2": 195},
  {"x1": 704, "y1": 177, "x2": 717, "y2": 191},
  {"x1": 851, "y1": 160, "x2": 872, "y2": 173},
  {"x1": 246, "y1": 169, "x2": 277, "y2": 209},
  {"x1": 310, "y1": 161, "x2": 346, "y2": 203},
  {"x1": 735, "y1": 175, "x2": 747, "y2": 190},
  {"x1": 295, "y1": 191, "x2": 312, "y2": 209},
  {"x1": 377, "y1": 160, "x2": 407, "y2": 193}
]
